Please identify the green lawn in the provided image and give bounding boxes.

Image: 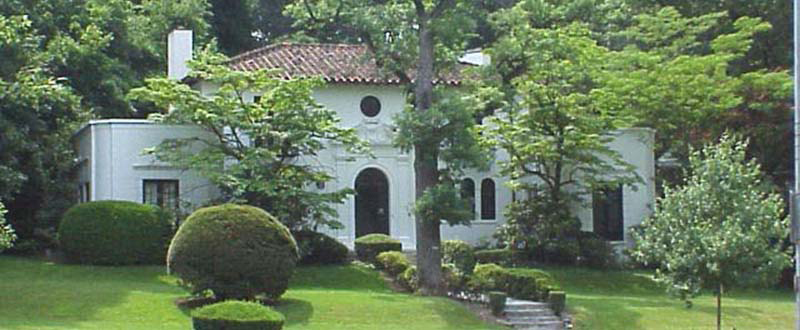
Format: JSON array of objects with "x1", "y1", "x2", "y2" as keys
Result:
[
  {"x1": 542, "y1": 266, "x2": 794, "y2": 330},
  {"x1": 0, "y1": 256, "x2": 501, "y2": 330}
]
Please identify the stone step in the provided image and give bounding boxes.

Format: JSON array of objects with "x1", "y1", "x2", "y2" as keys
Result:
[
  {"x1": 505, "y1": 304, "x2": 553, "y2": 312},
  {"x1": 506, "y1": 299, "x2": 549, "y2": 307},
  {"x1": 511, "y1": 320, "x2": 563, "y2": 329},
  {"x1": 508, "y1": 316, "x2": 561, "y2": 325},
  {"x1": 505, "y1": 309, "x2": 555, "y2": 318}
]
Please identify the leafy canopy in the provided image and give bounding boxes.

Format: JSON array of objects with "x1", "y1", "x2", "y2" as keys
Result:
[{"x1": 129, "y1": 49, "x2": 368, "y2": 229}]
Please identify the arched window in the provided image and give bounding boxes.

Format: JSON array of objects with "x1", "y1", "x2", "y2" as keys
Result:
[
  {"x1": 481, "y1": 178, "x2": 496, "y2": 220},
  {"x1": 460, "y1": 178, "x2": 475, "y2": 219}
]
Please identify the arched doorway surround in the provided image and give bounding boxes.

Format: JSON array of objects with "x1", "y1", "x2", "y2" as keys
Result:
[{"x1": 355, "y1": 167, "x2": 390, "y2": 237}]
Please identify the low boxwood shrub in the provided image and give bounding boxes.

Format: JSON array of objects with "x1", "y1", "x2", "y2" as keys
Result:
[
  {"x1": 376, "y1": 251, "x2": 410, "y2": 276},
  {"x1": 469, "y1": 264, "x2": 559, "y2": 301},
  {"x1": 442, "y1": 240, "x2": 476, "y2": 275},
  {"x1": 474, "y1": 249, "x2": 511, "y2": 266},
  {"x1": 58, "y1": 200, "x2": 173, "y2": 265},
  {"x1": 167, "y1": 204, "x2": 298, "y2": 300},
  {"x1": 191, "y1": 300, "x2": 285, "y2": 330},
  {"x1": 468, "y1": 263, "x2": 506, "y2": 292},
  {"x1": 578, "y1": 231, "x2": 616, "y2": 269},
  {"x1": 354, "y1": 234, "x2": 402, "y2": 264},
  {"x1": 292, "y1": 229, "x2": 349, "y2": 265},
  {"x1": 442, "y1": 263, "x2": 469, "y2": 292},
  {"x1": 488, "y1": 291, "x2": 507, "y2": 316},
  {"x1": 399, "y1": 265, "x2": 419, "y2": 292},
  {"x1": 548, "y1": 291, "x2": 566, "y2": 316}
]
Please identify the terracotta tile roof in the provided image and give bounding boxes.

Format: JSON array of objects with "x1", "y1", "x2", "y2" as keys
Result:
[{"x1": 227, "y1": 43, "x2": 462, "y2": 85}]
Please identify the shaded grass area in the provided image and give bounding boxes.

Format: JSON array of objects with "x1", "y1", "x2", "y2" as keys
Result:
[
  {"x1": 0, "y1": 257, "x2": 500, "y2": 329},
  {"x1": 541, "y1": 266, "x2": 794, "y2": 330}
]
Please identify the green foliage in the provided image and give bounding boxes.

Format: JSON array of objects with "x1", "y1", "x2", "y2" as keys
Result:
[
  {"x1": 488, "y1": 291, "x2": 507, "y2": 316},
  {"x1": 376, "y1": 251, "x2": 411, "y2": 276},
  {"x1": 548, "y1": 291, "x2": 566, "y2": 316},
  {"x1": 577, "y1": 232, "x2": 616, "y2": 269},
  {"x1": 474, "y1": 249, "x2": 512, "y2": 267},
  {"x1": 129, "y1": 49, "x2": 368, "y2": 230},
  {"x1": 412, "y1": 181, "x2": 475, "y2": 227},
  {"x1": 0, "y1": 202, "x2": 15, "y2": 252},
  {"x1": 353, "y1": 234, "x2": 402, "y2": 264},
  {"x1": 167, "y1": 204, "x2": 299, "y2": 300},
  {"x1": 292, "y1": 230, "x2": 349, "y2": 265},
  {"x1": 441, "y1": 262, "x2": 468, "y2": 292},
  {"x1": 442, "y1": 240, "x2": 476, "y2": 275},
  {"x1": 191, "y1": 300, "x2": 285, "y2": 330},
  {"x1": 468, "y1": 263, "x2": 559, "y2": 301},
  {"x1": 58, "y1": 201, "x2": 173, "y2": 265},
  {"x1": 632, "y1": 134, "x2": 790, "y2": 307},
  {"x1": 399, "y1": 266, "x2": 419, "y2": 292},
  {"x1": 0, "y1": 15, "x2": 85, "y2": 239}
]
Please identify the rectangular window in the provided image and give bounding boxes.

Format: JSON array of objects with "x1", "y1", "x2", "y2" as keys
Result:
[
  {"x1": 593, "y1": 185, "x2": 624, "y2": 241},
  {"x1": 78, "y1": 182, "x2": 90, "y2": 203},
  {"x1": 143, "y1": 180, "x2": 179, "y2": 211}
]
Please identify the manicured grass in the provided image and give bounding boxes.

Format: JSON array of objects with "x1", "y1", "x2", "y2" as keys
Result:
[
  {"x1": 0, "y1": 256, "x2": 501, "y2": 329},
  {"x1": 541, "y1": 266, "x2": 794, "y2": 330}
]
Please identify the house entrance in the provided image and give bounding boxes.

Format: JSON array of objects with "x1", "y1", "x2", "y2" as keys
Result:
[{"x1": 355, "y1": 168, "x2": 389, "y2": 237}]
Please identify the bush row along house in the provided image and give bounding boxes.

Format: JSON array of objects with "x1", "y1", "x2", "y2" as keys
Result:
[{"x1": 74, "y1": 30, "x2": 656, "y2": 250}]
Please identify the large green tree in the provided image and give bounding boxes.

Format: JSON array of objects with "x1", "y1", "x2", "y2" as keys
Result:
[
  {"x1": 287, "y1": 0, "x2": 488, "y2": 293},
  {"x1": 631, "y1": 134, "x2": 790, "y2": 330},
  {"x1": 0, "y1": 15, "x2": 85, "y2": 238},
  {"x1": 0, "y1": 0, "x2": 210, "y2": 118},
  {"x1": 478, "y1": 3, "x2": 640, "y2": 259},
  {"x1": 129, "y1": 49, "x2": 368, "y2": 230}
]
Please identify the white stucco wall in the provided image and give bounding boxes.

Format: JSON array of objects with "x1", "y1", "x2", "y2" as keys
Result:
[{"x1": 75, "y1": 120, "x2": 218, "y2": 213}]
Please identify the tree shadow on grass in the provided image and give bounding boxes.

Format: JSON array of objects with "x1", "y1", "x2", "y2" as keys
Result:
[{"x1": 273, "y1": 298, "x2": 314, "y2": 326}]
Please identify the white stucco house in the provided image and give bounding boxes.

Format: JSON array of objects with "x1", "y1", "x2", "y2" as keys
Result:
[{"x1": 74, "y1": 30, "x2": 655, "y2": 250}]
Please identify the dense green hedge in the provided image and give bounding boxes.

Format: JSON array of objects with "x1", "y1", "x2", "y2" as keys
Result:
[
  {"x1": 354, "y1": 234, "x2": 402, "y2": 264},
  {"x1": 58, "y1": 200, "x2": 173, "y2": 265},
  {"x1": 468, "y1": 263, "x2": 560, "y2": 301},
  {"x1": 548, "y1": 291, "x2": 566, "y2": 316},
  {"x1": 474, "y1": 249, "x2": 512, "y2": 266},
  {"x1": 442, "y1": 240, "x2": 476, "y2": 275},
  {"x1": 293, "y1": 230, "x2": 349, "y2": 265},
  {"x1": 376, "y1": 251, "x2": 410, "y2": 276},
  {"x1": 399, "y1": 265, "x2": 419, "y2": 291},
  {"x1": 167, "y1": 204, "x2": 298, "y2": 300},
  {"x1": 191, "y1": 300, "x2": 285, "y2": 330}
]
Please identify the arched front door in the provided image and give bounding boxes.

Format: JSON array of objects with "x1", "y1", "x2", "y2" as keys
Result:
[{"x1": 355, "y1": 168, "x2": 389, "y2": 237}]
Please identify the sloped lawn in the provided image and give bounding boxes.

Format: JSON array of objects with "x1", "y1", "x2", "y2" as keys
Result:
[
  {"x1": 542, "y1": 266, "x2": 794, "y2": 330},
  {"x1": 0, "y1": 256, "x2": 501, "y2": 330}
]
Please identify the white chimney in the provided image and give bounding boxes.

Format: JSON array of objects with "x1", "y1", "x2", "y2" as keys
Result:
[{"x1": 168, "y1": 30, "x2": 193, "y2": 80}]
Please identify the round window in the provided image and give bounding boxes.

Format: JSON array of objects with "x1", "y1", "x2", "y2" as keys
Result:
[{"x1": 360, "y1": 96, "x2": 381, "y2": 117}]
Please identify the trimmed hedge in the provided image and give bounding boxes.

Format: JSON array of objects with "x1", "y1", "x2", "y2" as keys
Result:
[
  {"x1": 354, "y1": 234, "x2": 402, "y2": 264},
  {"x1": 376, "y1": 251, "x2": 410, "y2": 276},
  {"x1": 488, "y1": 291, "x2": 507, "y2": 316},
  {"x1": 292, "y1": 230, "x2": 349, "y2": 265},
  {"x1": 548, "y1": 291, "x2": 566, "y2": 316},
  {"x1": 474, "y1": 249, "x2": 512, "y2": 266},
  {"x1": 468, "y1": 263, "x2": 560, "y2": 302},
  {"x1": 58, "y1": 200, "x2": 173, "y2": 265},
  {"x1": 578, "y1": 231, "x2": 616, "y2": 269},
  {"x1": 442, "y1": 240, "x2": 476, "y2": 275},
  {"x1": 191, "y1": 300, "x2": 285, "y2": 330},
  {"x1": 167, "y1": 204, "x2": 298, "y2": 300}
]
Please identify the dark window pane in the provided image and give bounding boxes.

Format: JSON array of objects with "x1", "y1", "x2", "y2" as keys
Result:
[
  {"x1": 143, "y1": 179, "x2": 179, "y2": 211},
  {"x1": 460, "y1": 178, "x2": 475, "y2": 218},
  {"x1": 481, "y1": 179, "x2": 496, "y2": 220},
  {"x1": 593, "y1": 185, "x2": 623, "y2": 241},
  {"x1": 360, "y1": 96, "x2": 381, "y2": 117}
]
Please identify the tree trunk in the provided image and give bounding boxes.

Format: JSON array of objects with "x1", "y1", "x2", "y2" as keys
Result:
[
  {"x1": 413, "y1": 15, "x2": 443, "y2": 295},
  {"x1": 716, "y1": 283, "x2": 722, "y2": 330}
]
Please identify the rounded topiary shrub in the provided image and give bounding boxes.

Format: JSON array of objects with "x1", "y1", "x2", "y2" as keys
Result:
[
  {"x1": 354, "y1": 233, "x2": 402, "y2": 264},
  {"x1": 167, "y1": 204, "x2": 299, "y2": 300},
  {"x1": 375, "y1": 251, "x2": 410, "y2": 276},
  {"x1": 191, "y1": 300, "x2": 285, "y2": 330},
  {"x1": 292, "y1": 229, "x2": 349, "y2": 264},
  {"x1": 58, "y1": 200, "x2": 173, "y2": 265},
  {"x1": 442, "y1": 240, "x2": 476, "y2": 275}
]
